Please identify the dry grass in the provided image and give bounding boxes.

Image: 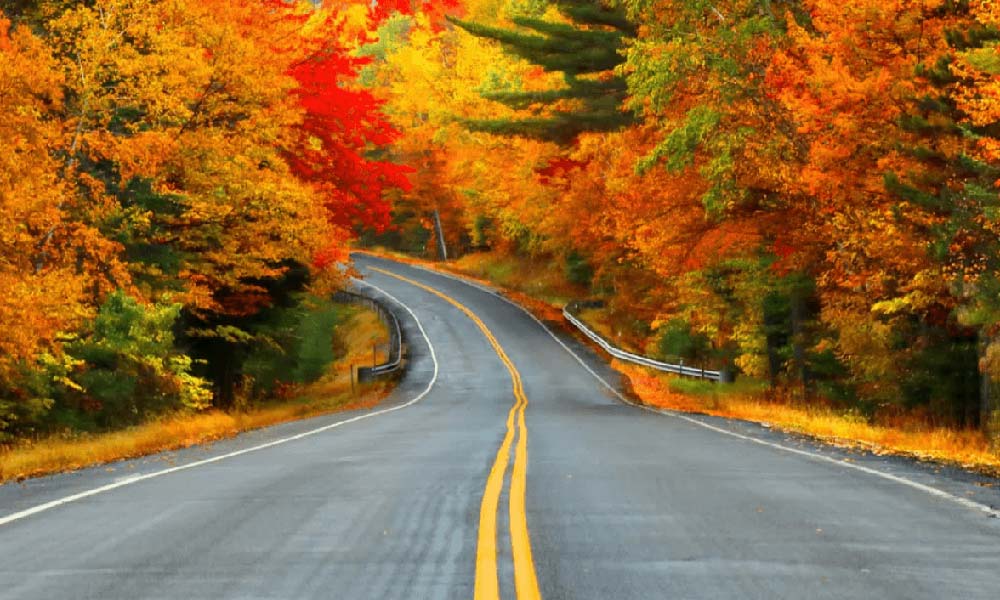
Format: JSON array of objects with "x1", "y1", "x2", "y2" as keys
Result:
[
  {"x1": 450, "y1": 252, "x2": 585, "y2": 307},
  {"x1": 617, "y1": 361, "x2": 1000, "y2": 475},
  {"x1": 577, "y1": 307, "x2": 649, "y2": 354},
  {"x1": 0, "y1": 310, "x2": 391, "y2": 484}
]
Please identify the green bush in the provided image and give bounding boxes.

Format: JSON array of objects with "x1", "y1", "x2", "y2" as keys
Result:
[
  {"x1": 471, "y1": 214, "x2": 494, "y2": 248},
  {"x1": 292, "y1": 302, "x2": 345, "y2": 383},
  {"x1": 64, "y1": 291, "x2": 211, "y2": 430},
  {"x1": 242, "y1": 295, "x2": 351, "y2": 397},
  {"x1": 0, "y1": 361, "x2": 59, "y2": 441},
  {"x1": 564, "y1": 250, "x2": 594, "y2": 287},
  {"x1": 656, "y1": 318, "x2": 712, "y2": 364}
]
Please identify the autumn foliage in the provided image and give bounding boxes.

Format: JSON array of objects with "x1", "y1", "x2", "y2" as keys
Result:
[
  {"x1": 0, "y1": 0, "x2": 426, "y2": 439},
  {"x1": 359, "y1": 0, "x2": 1000, "y2": 440},
  {"x1": 5, "y1": 0, "x2": 1000, "y2": 446}
]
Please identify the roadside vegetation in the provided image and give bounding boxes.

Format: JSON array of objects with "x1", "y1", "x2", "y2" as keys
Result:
[
  {"x1": 6, "y1": 0, "x2": 1000, "y2": 476},
  {"x1": 0, "y1": 1, "x2": 438, "y2": 456},
  {"x1": 353, "y1": 0, "x2": 1000, "y2": 468},
  {"x1": 362, "y1": 247, "x2": 1000, "y2": 475},
  {"x1": 0, "y1": 304, "x2": 390, "y2": 484},
  {"x1": 619, "y1": 362, "x2": 1000, "y2": 475}
]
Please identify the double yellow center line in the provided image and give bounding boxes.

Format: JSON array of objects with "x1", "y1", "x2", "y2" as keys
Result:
[{"x1": 370, "y1": 267, "x2": 541, "y2": 600}]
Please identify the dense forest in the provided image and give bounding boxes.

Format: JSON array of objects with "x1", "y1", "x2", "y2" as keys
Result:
[
  {"x1": 0, "y1": 0, "x2": 454, "y2": 439},
  {"x1": 361, "y1": 0, "x2": 1000, "y2": 438},
  {"x1": 2, "y1": 0, "x2": 1000, "y2": 445}
]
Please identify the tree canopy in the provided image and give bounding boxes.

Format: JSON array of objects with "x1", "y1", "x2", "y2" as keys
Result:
[{"x1": 448, "y1": 0, "x2": 635, "y2": 143}]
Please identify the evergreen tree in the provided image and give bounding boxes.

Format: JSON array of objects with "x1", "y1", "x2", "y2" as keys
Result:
[
  {"x1": 886, "y1": 3, "x2": 1000, "y2": 428},
  {"x1": 448, "y1": 0, "x2": 635, "y2": 144}
]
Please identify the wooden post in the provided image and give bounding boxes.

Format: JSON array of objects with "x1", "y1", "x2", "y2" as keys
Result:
[{"x1": 350, "y1": 364, "x2": 356, "y2": 396}]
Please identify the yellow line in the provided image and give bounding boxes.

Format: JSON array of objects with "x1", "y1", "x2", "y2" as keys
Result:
[
  {"x1": 509, "y1": 391, "x2": 540, "y2": 600},
  {"x1": 370, "y1": 266, "x2": 541, "y2": 600}
]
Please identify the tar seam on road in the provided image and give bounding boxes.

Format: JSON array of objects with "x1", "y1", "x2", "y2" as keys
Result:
[
  {"x1": 404, "y1": 261, "x2": 1000, "y2": 519},
  {"x1": 369, "y1": 266, "x2": 542, "y2": 600},
  {"x1": 0, "y1": 280, "x2": 439, "y2": 529}
]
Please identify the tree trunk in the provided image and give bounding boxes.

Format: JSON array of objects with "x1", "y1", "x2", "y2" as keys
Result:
[
  {"x1": 789, "y1": 291, "x2": 811, "y2": 398},
  {"x1": 766, "y1": 341, "x2": 780, "y2": 389},
  {"x1": 432, "y1": 209, "x2": 448, "y2": 261}
]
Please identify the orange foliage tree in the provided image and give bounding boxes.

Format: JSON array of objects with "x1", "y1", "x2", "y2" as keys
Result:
[
  {"x1": 0, "y1": 0, "x2": 431, "y2": 432},
  {"x1": 0, "y1": 17, "x2": 93, "y2": 400},
  {"x1": 372, "y1": 0, "x2": 1000, "y2": 429}
]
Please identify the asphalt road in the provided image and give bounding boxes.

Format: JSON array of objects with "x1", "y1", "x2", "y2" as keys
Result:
[{"x1": 1, "y1": 254, "x2": 999, "y2": 600}]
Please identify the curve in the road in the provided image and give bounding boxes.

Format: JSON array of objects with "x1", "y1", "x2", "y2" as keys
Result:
[
  {"x1": 2, "y1": 254, "x2": 999, "y2": 600},
  {"x1": 409, "y1": 261, "x2": 1000, "y2": 520},
  {"x1": 370, "y1": 266, "x2": 541, "y2": 600},
  {"x1": 0, "y1": 280, "x2": 440, "y2": 529}
]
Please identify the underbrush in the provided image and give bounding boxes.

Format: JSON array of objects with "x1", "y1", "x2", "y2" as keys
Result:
[
  {"x1": 0, "y1": 309, "x2": 390, "y2": 484},
  {"x1": 451, "y1": 252, "x2": 587, "y2": 307},
  {"x1": 618, "y1": 361, "x2": 1000, "y2": 475}
]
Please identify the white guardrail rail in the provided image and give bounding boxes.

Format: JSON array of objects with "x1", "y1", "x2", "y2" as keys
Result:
[{"x1": 562, "y1": 302, "x2": 724, "y2": 382}]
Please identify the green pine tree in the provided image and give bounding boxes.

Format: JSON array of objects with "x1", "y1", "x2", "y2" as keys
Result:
[
  {"x1": 886, "y1": 4, "x2": 1000, "y2": 429},
  {"x1": 448, "y1": 0, "x2": 636, "y2": 144}
]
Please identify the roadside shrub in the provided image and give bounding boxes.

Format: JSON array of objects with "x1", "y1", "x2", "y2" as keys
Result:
[
  {"x1": 292, "y1": 301, "x2": 344, "y2": 383},
  {"x1": 471, "y1": 214, "x2": 494, "y2": 249},
  {"x1": 0, "y1": 360, "x2": 59, "y2": 441},
  {"x1": 656, "y1": 318, "x2": 712, "y2": 364},
  {"x1": 242, "y1": 295, "x2": 349, "y2": 398},
  {"x1": 63, "y1": 291, "x2": 211, "y2": 429},
  {"x1": 564, "y1": 250, "x2": 594, "y2": 287}
]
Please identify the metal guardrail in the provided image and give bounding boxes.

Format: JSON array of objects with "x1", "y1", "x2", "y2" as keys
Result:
[
  {"x1": 332, "y1": 290, "x2": 403, "y2": 382},
  {"x1": 563, "y1": 301, "x2": 725, "y2": 382}
]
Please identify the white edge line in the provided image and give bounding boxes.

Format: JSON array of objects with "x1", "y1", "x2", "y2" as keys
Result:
[
  {"x1": 0, "y1": 280, "x2": 439, "y2": 528},
  {"x1": 402, "y1": 260, "x2": 1000, "y2": 519}
]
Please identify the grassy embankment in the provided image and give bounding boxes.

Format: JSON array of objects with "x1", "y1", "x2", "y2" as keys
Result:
[
  {"x1": 366, "y1": 247, "x2": 1000, "y2": 475},
  {"x1": 0, "y1": 307, "x2": 391, "y2": 484}
]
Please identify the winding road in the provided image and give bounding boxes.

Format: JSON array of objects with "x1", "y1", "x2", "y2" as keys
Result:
[{"x1": 1, "y1": 254, "x2": 999, "y2": 599}]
